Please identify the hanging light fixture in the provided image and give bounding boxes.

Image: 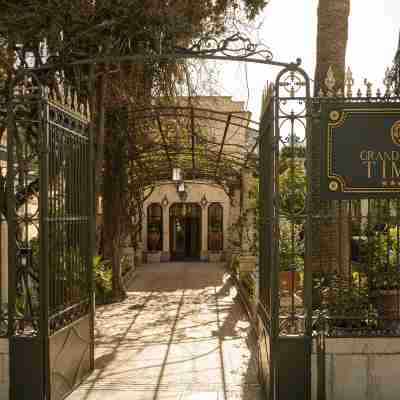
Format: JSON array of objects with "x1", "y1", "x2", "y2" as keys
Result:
[
  {"x1": 177, "y1": 181, "x2": 188, "y2": 202},
  {"x1": 161, "y1": 195, "x2": 169, "y2": 207},
  {"x1": 172, "y1": 168, "x2": 182, "y2": 181}
]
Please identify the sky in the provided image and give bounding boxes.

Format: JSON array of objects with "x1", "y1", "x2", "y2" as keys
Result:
[{"x1": 217, "y1": 0, "x2": 400, "y2": 121}]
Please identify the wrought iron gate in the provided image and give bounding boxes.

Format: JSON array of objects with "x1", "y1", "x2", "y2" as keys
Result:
[
  {"x1": 259, "y1": 65, "x2": 313, "y2": 400},
  {"x1": 259, "y1": 64, "x2": 400, "y2": 399},
  {"x1": 7, "y1": 72, "x2": 94, "y2": 400}
]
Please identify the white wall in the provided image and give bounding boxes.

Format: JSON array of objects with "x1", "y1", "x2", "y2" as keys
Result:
[
  {"x1": 143, "y1": 180, "x2": 235, "y2": 260},
  {"x1": 312, "y1": 337, "x2": 400, "y2": 400}
]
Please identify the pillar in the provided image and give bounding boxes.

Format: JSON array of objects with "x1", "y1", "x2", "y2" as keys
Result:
[
  {"x1": 200, "y1": 205, "x2": 208, "y2": 261},
  {"x1": 238, "y1": 169, "x2": 256, "y2": 273},
  {"x1": 161, "y1": 205, "x2": 170, "y2": 261}
]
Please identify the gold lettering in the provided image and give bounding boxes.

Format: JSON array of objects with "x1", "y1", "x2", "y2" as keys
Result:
[
  {"x1": 392, "y1": 161, "x2": 400, "y2": 178},
  {"x1": 368, "y1": 151, "x2": 374, "y2": 161},
  {"x1": 392, "y1": 151, "x2": 400, "y2": 161},
  {"x1": 363, "y1": 161, "x2": 373, "y2": 178},
  {"x1": 382, "y1": 160, "x2": 387, "y2": 178},
  {"x1": 360, "y1": 150, "x2": 368, "y2": 161}
]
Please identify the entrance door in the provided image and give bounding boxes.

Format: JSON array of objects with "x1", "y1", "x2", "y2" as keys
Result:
[{"x1": 170, "y1": 203, "x2": 201, "y2": 260}]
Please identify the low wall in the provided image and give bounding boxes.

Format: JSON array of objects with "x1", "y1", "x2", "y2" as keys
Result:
[
  {"x1": 0, "y1": 339, "x2": 9, "y2": 400},
  {"x1": 312, "y1": 337, "x2": 400, "y2": 400}
]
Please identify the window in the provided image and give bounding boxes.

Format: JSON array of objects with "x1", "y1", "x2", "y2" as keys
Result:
[
  {"x1": 147, "y1": 204, "x2": 162, "y2": 251},
  {"x1": 208, "y1": 203, "x2": 223, "y2": 251}
]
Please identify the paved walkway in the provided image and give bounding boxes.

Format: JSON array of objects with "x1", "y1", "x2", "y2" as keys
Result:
[{"x1": 67, "y1": 262, "x2": 263, "y2": 400}]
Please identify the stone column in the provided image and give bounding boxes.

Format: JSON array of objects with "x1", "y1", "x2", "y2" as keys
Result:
[
  {"x1": 228, "y1": 187, "x2": 241, "y2": 259},
  {"x1": 161, "y1": 205, "x2": 170, "y2": 261},
  {"x1": 1, "y1": 221, "x2": 7, "y2": 305},
  {"x1": 200, "y1": 205, "x2": 208, "y2": 261},
  {"x1": 238, "y1": 169, "x2": 256, "y2": 273}
]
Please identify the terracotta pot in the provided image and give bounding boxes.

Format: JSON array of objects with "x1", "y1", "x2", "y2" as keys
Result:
[
  {"x1": 279, "y1": 271, "x2": 301, "y2": 293},
  {"x1": 373, "y1": 289, "x2": 400, "y2": 320},
  {"x1": 148, "y1": 231, "x2": 160, "y2": 251}
]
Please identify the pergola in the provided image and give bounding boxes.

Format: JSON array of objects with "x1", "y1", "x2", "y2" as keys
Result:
[{"x1": 121, "y1": 103, "x2": 261, "y2": 193}]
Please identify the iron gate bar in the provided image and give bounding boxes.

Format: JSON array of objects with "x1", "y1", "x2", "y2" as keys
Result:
[
  {"x1": 6, "y1": 72, "x2": 16, "y2": 339},
  {"x1": 23, "y1": 53, "x2": 301, "y2": 72},
  {"x1": 88, "y1": 63, "x2": 96, "y2": 372},
  {"x1": 214, "y1": 114, "x2": 232, "y2": 179},
  {"x1": 41, "y1": 81, "x2": 50, "y2": 399},
  {"x1": 190, "y1": 107, "x2": 196, "y2": 171},
  {"x1": 156, "y1": 115, "x2": 174, "y2": 171}
]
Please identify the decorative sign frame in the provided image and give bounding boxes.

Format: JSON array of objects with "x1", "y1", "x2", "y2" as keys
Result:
[{"x1": 321, "y1": 103, "x2": 400, "y2": 198}]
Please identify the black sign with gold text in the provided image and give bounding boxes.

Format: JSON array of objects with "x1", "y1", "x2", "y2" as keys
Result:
[{"x1": 321, "y1": 104, "x2": 400, "y2": 198}]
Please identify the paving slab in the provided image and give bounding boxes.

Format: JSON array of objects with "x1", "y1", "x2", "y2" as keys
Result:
[{"x1": 67, "y1": 262, "x2": 263, "y2": 400}]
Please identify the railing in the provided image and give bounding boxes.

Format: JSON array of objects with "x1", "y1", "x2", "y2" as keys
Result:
[{"x1": 230, "y1": 270, "x2": 271, "y2": 398}]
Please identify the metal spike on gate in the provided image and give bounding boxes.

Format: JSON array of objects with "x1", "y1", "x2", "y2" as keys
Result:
[
  {"x1": 325, "y1": 65, "x2": 336, "y2": 95},
  {"x1": 44, "y1": 86, "x2": 50, "y2": 99},
  {"x1": 86, "y1": 99, "x2": 91, "y2": 119},
  {"x1": 73, "y1": 91, "x2": 78, "y2": 111},
  {"x1": 66, "y1": 86, "x2": 72, "y2": 109},
  {"x1": 345, "y1": 67, "x2": 354, "y2": 98},
  {"x1": 336, "y1": 87, "x2": 343, "y2": 98},
  {"x1": 318, "y1": 88, "x2": 324, "y2": 98},
  {"x1": 384, "y1": 67, "x2": 392, "y2": 97},
  {"x1": 376, "y1": 87, "x2": 382, "y2": 97},
  {"x1": 364, "y1": 79, "x2": 372, "y2": 97}
]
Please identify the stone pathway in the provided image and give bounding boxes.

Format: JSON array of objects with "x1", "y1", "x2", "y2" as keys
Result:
[{"x1": 67, "y1": 262, "x2": 263, "y2": 400}]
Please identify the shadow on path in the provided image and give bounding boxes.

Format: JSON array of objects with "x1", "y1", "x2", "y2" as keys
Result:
[{"x1": 67, "y1": 262, "x2": 263, "y2": 400}]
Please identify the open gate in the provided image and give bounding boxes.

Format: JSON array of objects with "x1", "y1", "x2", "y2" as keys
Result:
[
  {"x1": 259, "y1": 65, "x2": 313, "y2": 400},
  {"x1": 7, "y1": 72, "x2": 95, "y2": 399}
]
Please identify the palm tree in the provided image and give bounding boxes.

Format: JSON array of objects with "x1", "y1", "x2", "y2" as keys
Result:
[
  {"x1": 314, "y1": 0, "x2": 350, "y2": 94},
  {"x1": 312, "y1": 0, "x2": 351, "y2": 275}
]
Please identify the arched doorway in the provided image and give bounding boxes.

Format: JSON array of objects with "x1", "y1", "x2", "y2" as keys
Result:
[{"x1": 170, "y1": 203, "x2": 201, "y2": 261}]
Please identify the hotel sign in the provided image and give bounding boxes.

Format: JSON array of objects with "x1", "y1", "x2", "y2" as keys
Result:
[{"x1": 321, "y1": 104, "x2": 400, "y2": 198}]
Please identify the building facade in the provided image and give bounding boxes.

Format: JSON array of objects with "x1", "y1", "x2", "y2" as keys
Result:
[{"x1": 141, "y1": 96, "x2": 253, "y2": 263}]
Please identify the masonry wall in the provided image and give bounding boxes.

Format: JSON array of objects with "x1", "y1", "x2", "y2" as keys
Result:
[
  {"x1": 312, "y1": 337, "x2": 400, "y2": 400},
  {"x1": 0, "y1": 339, "x2": 9, "y2": 399}
]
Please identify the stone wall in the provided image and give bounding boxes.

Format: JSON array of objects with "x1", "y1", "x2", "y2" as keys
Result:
[
  {"x1": 312, "y1": 337, "x2": 400, "y2": 400},
  {"x1": 0, "y1": 339, "x2": 9, "y2": 400}
]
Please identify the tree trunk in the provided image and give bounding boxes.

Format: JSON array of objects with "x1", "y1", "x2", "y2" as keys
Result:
[
  {"x1": 102, "y1": 121, "x2": 127, "y2": 301},
  {"x1": 314, "y1": 0, "x2": 350, "y2": 95},
  {"x1": 312, "y1": 0, "x2": 351, "y2": 274}
]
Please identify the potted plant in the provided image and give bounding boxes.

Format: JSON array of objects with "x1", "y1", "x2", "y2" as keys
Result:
[
  {"x1": 147, "y1": 223, "x2": 161, "y2": 263},
  {"x1": 352, "y1": 224, "x2": 400, "y2": 331},
  {"x1": 148, "y1": 223, "x2": 161, "y2": 252},
  {"x1": 209, "y1": 221, "x2": 223, "y2": 262},
  {"x1": 279, "y1": 220, "x2": 303, "y2": 295}
]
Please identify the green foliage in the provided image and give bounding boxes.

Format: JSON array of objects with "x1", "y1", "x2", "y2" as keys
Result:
[
  {"x1": 279, "y1": 219, "x2": 304, "y2": 271},
  {"x1": 355, "y1": 225, "x2": 400, "y2": 289},
  {"x1": 93, "y1": 256, "x2": 113, "y2": 304},
  {"x1": 239, "y1": 271, "x2": 256, "y2": 302},
  {"x1": 230, "y1": 255, "x2": 240, "y2": 275}
]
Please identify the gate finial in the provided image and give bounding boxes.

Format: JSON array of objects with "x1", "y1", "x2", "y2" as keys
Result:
[
  {"x1": 324, "y1": 65, "x2": 336, "y2": 95},
  {"x1": 363, "y1": 78, "x2": 372, "y2": 97},
  {"x1": 345, "y1": 67, "x2": 354, "y2": 97},
  {"x1": 384, "y1": 66, "x2": 392, "y2": 97}
]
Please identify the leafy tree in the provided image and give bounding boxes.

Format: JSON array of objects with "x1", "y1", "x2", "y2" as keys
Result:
[{"x1": 0, "y1": 0, "x2": 269, "y2": 300}]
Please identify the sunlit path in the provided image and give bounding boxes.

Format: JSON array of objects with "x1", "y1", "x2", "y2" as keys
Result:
[{"x1": 66, "y1": 262, "x2": 262, "y2": 400}]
